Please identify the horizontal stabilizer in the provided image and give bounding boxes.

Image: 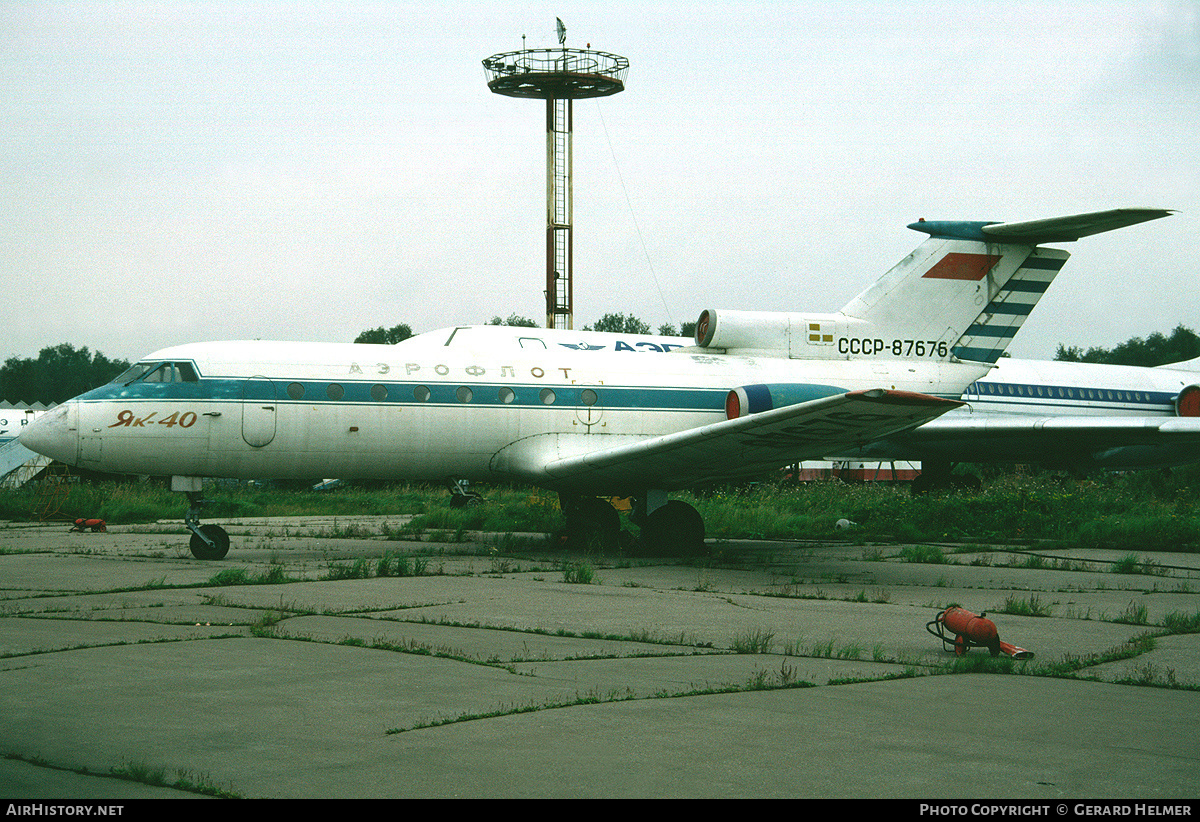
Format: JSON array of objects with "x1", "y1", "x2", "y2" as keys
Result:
[
  {"x1": 911, "y1": 209, "x2": 1173, "y2": 244},
  {"x1": 982, "y1": 208, "x2": 1174, "y2": 243},
  {"x1": 495, "y1": 389, "x2": 962, "y2": 492}
]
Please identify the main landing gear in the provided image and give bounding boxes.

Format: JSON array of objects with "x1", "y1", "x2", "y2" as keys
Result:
[
  {"x1": 633, "y1": 495, "x2": 706, "y2": 556},
  {"x1": 557, "y1": 492, "x2": 706, "y2": 556},
  {"x1": 558, "y1": 495, "x2": 623, "y2": 551},
  {"x1": 448, "y1": 478, "x2": 484, "y2": 508},
  {"x1": 910, "y1": 461, "x2": 981, "y2": 495}
]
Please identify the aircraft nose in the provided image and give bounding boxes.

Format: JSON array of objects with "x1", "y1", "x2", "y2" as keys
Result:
[{"x1": 18, "y1": 402, "x2": 79, "y2": 465}]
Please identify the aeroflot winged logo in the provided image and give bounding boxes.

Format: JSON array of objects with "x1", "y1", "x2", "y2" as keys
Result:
[{"x1": 558, "y1": 340, "x2": 686, "y2": 352}]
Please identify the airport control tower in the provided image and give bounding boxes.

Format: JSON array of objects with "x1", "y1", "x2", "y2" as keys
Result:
[{"x1": 483, "y1": 20, "x2": 628, "y2": 330}]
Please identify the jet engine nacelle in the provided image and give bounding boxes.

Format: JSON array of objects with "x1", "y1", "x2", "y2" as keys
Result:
[
  {"x1": 1176, "y1": 385, "x2": 1200, "y2": 417},
  {"x1": 694, "y1": 308, "x2": 793, "y2": 351}
]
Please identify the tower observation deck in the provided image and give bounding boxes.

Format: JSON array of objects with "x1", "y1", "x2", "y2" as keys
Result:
[{"x1": 483, "y1": 42, "x2": 629, "y2": 329}]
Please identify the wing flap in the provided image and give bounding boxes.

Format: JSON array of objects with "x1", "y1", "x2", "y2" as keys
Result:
[{"x1": 497, "y1": 389, "x2": 962, "y2": 492}]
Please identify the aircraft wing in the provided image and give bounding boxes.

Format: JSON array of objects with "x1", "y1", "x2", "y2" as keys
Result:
[
  {"x1": 496, "y1": 389, "x2": 963, "y2": 491},
  {"x1": 855, "y1": 415, "x2": 1200, "y2": 468}
]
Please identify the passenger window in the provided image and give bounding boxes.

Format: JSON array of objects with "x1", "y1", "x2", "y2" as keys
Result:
[
  {"x1": 327, "y1": 384, "x2": 344, "y2": 401},
  {"x1": 457, "y1": 386, "x2": 473, "y2": 403},
  {"x1": 287, "y1": 383, "x2": 305, "y2": 400},
  {"x1": 540, "y1": 388, "x2": 556, "y2": 405},
  {"x1": 499, "y1": 387, "x2": 515, "y2": 404},
  {"x1": 414, "y1": 386, "x2": 431, "y2": 402},
  {"x1": 370, "y1": 384, "x2": 388, "y2": 401}
]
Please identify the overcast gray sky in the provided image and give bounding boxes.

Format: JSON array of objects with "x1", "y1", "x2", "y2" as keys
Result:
[{"x1": 2, "y1": 0, "x2": 1197, "y2": 364}]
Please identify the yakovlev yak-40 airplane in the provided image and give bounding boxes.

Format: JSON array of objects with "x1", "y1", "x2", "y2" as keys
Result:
[{"x1": 21, "y1": 208, "x2": 1172, "y2": 558}]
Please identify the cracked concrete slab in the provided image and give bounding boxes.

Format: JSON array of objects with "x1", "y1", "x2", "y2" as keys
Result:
[{"x1": 1, "y1": 516, "x2": 1197, "y2": 799}]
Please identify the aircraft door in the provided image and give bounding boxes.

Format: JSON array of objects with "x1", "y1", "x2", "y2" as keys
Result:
[{"x1": 242, "y1": 377, "x2": 277, "y2": 447}]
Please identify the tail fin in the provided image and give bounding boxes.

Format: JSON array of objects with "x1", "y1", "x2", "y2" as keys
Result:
[
  {"x1": 693, "y1": 209, "x2": 1170, "y2": 360},
  {"x1": 838, "y1": 209, "x2": 1172, "y2": 363}
]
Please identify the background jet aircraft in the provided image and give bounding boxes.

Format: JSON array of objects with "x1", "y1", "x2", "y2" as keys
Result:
[
  {"x1": 845, "y1": 353, "x2": 1200, "y2": 489},
  {"x1": 20, "y1": 209, "x2": 1171, "y2": 558}
]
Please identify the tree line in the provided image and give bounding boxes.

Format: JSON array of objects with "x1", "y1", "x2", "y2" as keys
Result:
[
  {"x1": 1, "y1": 344, "x2": 131, "y2": 406},
  {"x1": 1054, "y1": 325, "x2": 1199, "y2": 367}
]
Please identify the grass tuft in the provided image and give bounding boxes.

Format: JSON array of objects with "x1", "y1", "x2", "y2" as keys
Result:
[
  {"x1": 998, "y1": 594, "x2": 1054, "y2": 617},
  {"x1": 560, "y1": 560, "x2": 595, "y2": 584},
  {"x1": 731, "y1": 629, "x2": 776, "y2": 654}
]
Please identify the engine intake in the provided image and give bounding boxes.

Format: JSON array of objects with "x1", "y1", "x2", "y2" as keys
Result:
[{"x1": 1177, "y1": 385, "x2": 1200, "y2": 417}]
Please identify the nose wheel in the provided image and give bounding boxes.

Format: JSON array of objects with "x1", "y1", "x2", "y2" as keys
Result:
[{"x1": 184, "y1": 491, "x2": 230, "y2": 560}]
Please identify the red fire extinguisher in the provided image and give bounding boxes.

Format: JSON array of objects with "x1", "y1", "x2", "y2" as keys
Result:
[{"x1": 926, "y1": 607, "x2": 1033, "y2": 660}]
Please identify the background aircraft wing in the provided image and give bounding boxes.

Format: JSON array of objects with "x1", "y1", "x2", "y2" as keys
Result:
[
  {"x1": 513, "y1": 389, "x2": 962, "y2": 491},
  {"x1": 857, "y1": 415, "x2": 1200, "y2": 469}
]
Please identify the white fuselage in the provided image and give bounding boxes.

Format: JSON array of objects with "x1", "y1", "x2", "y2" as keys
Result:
[
  {"x1": 22, "y1": 325, "x2": 988, "y2": 491},
  {"x1": 965, "y1": 358, "x2": 1190, "y2": 417}
]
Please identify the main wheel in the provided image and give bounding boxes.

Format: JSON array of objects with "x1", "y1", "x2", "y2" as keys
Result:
[
  {"x1": 190, "y1": 524, "x2": 230, "y2": 560},
  {"x1": 641, "y1": 500, "x2": 705, "y2": 556},
  {"x1": 563, "y1": 496, "x2": 621, "y2": 551}
]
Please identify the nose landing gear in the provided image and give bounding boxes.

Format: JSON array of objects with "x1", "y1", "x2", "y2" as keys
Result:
[{"x1": 185, "y1": 492, "x2": 230, "y2": 560}]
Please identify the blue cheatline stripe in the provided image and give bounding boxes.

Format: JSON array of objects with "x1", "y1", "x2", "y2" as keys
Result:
[
  {"x1": 79, "y1": 377, "x2": 868, "y2": 416},
  {"x1": 968, "y1": 382, "x2": 1177, "y2": 407},
  {"x1": 80, "y1": 377, "x2": 732, "y2": 414}
]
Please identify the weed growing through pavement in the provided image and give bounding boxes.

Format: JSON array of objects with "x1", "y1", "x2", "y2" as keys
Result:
[
  {"x1": 1115, "y1": 601, "x2": 1150, "y2": 625},
  {"x1": 731, "y1": 629, "x2": 775, "y2": 654},
  {"x1": 998, "y1": 594, "x2": 1054, "y2": 617},
  {"x1": 560, "y1": 560, "x2": 596, "y2": 584}
]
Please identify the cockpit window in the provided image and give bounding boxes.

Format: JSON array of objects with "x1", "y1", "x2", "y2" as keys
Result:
[
  {"x1": 113, "y1": 363, "x2": 154, "y2": 384},
  {"x1": 114, "y1": 361, "x2": 199, "y2": 384},
  {"x1": 143, "y1": 363, "x2": 174, "y2": 383}
]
